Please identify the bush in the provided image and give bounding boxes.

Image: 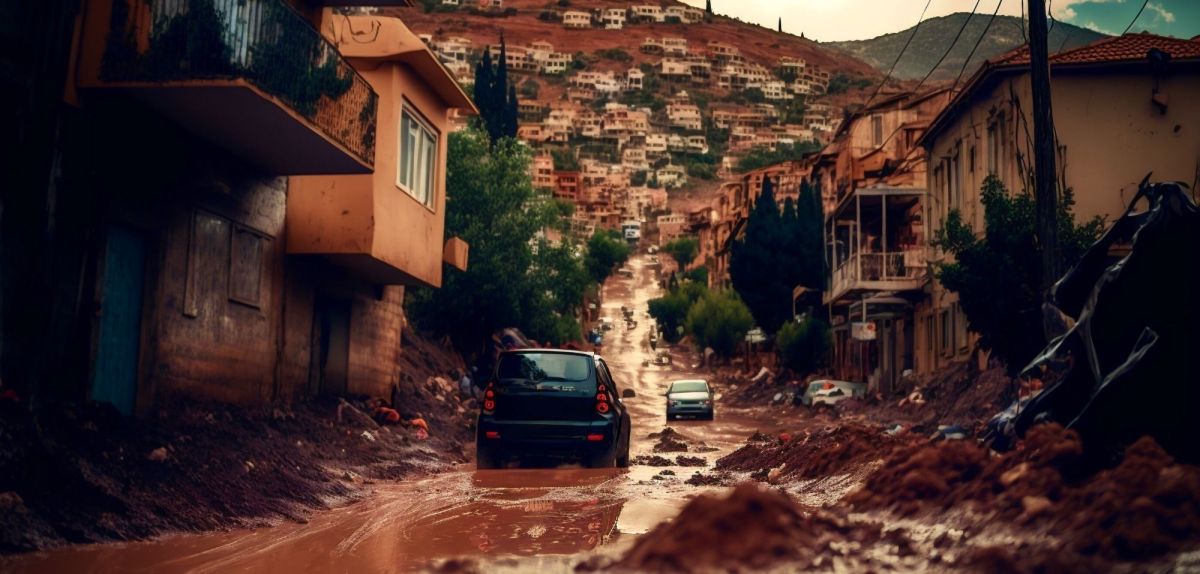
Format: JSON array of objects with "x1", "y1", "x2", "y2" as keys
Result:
[
  {"x1": 682, "y1": 267, "x2": 709, "y2": 285},
  {"x1": 663, "y1": 236, "x2": 698, "y2": 268},
  {"x1": 648, "y1": 281, "x2": 707, "y2": 343},
  {"x1": 934, "y1": 175, "x2": 1103, "y2": 373},
  {"x1": 686, "y1": 290, "x2": 754, "y2": 358},
  {"x1": 776, "y1": 318, "x2": 831, "y2": 374}
]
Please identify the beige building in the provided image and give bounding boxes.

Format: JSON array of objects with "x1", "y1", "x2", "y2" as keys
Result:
[{"x1": 914, "y1": 33, "x2": 1200, "y2": 377}]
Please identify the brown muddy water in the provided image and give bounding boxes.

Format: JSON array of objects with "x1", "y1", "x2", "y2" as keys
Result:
[{"x1": 1, "y1": 254, "x2": 779, "y2": 574}]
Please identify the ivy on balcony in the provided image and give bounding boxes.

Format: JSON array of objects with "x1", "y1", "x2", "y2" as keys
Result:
[{"x1": 102, "y1": 0, "x2": 377, "y2": 165}]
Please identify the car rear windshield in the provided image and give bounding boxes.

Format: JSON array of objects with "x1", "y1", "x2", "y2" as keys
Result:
[
  {"x1": 670, "y1": 381, "x2": 707, "y2": 393},
  {"x1": 496, "y1": 353, "x2": 595, "y2": 392}
]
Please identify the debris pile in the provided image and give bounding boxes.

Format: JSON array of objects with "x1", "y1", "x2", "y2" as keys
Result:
[
  {"x1": 716, "y1": 422, "x2": 919, "y2": 480},
  {"x1": 615, "y1": 483, "x2": 898, "y2": 572},
  {"x1": 848, "y1": 423, "x2": 1200, "y2": 562},
  {"x1": 648, "y1": 427, "x2": 692, "y2": 453}
]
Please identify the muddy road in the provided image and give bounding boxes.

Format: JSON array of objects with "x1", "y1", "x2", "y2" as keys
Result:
[{"x1": 2, "y1": 253, "x2": 775, "y2": 573}]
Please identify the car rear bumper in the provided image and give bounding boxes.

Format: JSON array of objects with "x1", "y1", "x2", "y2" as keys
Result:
[{"x1": 477, "y1": 418, "x2": 617, "y2": 459}]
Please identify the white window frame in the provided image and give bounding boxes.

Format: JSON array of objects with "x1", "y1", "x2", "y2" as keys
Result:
[{"x1": 397, "y1": 104, "x2": 439, "y2": 210}]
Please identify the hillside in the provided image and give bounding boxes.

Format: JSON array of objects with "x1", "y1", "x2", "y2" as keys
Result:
[
  {"x1": 829, "y1": 12, "x2": 1106, "y2": 81},
  {"x1": 388, "y1": 0, "x2": 880, "y2": 81}
]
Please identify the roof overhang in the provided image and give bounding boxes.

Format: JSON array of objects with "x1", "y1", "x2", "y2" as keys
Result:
[{"x1": 324, "y1": 13, "x2": 478, "y2": 114}]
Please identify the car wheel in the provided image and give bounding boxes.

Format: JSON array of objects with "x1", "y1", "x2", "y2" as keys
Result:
[
  {"x1": 587, "y1": 450, "x2": 617, "y2": 468},
  {"x1": 476, "y1": 445, "x2": 500, "y2": 470},
  {"x1": 666, "y1": 413, "x2": 675, "y2": 421},
  {"x1": 704, "y1": 411, "x2": 715, "y2": 421}
]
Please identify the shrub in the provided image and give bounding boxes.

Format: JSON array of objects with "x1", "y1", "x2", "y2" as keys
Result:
[
  {"x1": 776, "y1": 318, "x2": 831, "y2": 374},
  {"x1": 686, "y1": 290, "x2": 754, "y2": 358}
]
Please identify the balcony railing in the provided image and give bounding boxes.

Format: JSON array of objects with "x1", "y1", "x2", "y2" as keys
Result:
[
  {"x1": 98, "y1": 0, "x2": 376, "y2": 169},
  {"x1": 830, "y1": 250, "x2": 926, "y2": 300}
]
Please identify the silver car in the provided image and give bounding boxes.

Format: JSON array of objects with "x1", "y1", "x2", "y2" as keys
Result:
[{"x1": 665, "y1": 379, "x2": 714, "y2": 421}]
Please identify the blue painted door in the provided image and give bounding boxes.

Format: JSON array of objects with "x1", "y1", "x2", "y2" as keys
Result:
[{"x1": 92, "y1": 225, "x2": 146, "y2": 415}]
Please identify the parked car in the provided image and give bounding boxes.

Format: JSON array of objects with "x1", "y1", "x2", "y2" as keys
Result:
[
  {"x1": 665, "y1": 379, "x2": 714, "y2": 421},
  {"x1": 797, "y1": 379, "x2": 867, "y2": 407},
  {"x1": 476, "y1": 350, "x2": 633, "y2": 469}
]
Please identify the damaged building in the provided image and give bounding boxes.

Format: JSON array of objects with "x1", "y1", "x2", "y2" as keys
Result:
[{"x1": 1, "y1": 0, "x2": 476, "y2": 415}]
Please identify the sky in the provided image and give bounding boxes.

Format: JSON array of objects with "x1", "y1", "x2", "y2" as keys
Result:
[{"x1": 678, "y1": 0, "x2": 1200, "y2": 42}]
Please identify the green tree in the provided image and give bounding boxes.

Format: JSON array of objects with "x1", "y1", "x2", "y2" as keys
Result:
[
  {"x1": 584, "y1": 230, "x2": 631, "y2": 285},
  {"x1": 551, "y1": 148, "x2": 580, "y2": 171},
  {"x1": 473, "y1": 38, "x2": 519, "y2": 142},
  {"x1": 776, "y1": 317, "x2": 831, "y2": 374},
  {"x1": 729, "y1": 177, "x2": 791, "y2": 333},
  {"x1": 663, "y1": 236, "x2": 699, "y2": 269},
  {"x1": 406, "y1": 129, "x2": 570, "y2": 351},
  {"x1": 686, "y1": 290, "x2": 754, "y2": 358},
  {"x1": 933, "y1": 176, "x2": 1103, "y2": 373},
  {"x1": 648, "y1": 280, "x2": 707, "y2": 343}
]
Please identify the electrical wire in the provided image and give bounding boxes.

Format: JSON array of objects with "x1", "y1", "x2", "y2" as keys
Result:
[
  {"x1": 912, "y1": 0, "x2": 983, "y2": 94},
  {"x1": 862, "y1": 0, "x2": 934, "y2": 109},
  {"x1": 950, "y1": 0, "x2": 1005, "y2": 94},
  {"x1": 1121, "y1": 0, "x2": 1150, "y2": 35}
]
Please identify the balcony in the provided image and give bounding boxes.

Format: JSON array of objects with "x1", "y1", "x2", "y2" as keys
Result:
[
  {"x1": 828, "y1": 250, "x2": 926, "y2": 303},
  {"x1": 825, "y1": 186, "x2": 927, "y2": 304},
  {"x1": 78, "y1": 0, "x2": 377, "y2": 174}
]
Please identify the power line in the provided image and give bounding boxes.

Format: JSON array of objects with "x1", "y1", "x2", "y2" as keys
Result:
[
  {"x1": 912, "y1": 0, "x2": 983, "y2": 94},
  {"x1": 1121, "y1": 0, "x2": 1150, "y2": 35},
  {"x1": 950, "y1": 0, "x2": 1005, "y2": 94},
  {"x1": 863, "y1": 0, "x2": 933, "y2": 108}
]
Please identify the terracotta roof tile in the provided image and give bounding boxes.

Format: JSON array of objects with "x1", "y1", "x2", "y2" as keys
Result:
[{"x1": 988, "y1": 33, "x2": 1200, "y2": 68}]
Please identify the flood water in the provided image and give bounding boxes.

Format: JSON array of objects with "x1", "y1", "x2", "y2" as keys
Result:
[{"x1": 2, "y1": 253, "x2": 770, "y2": 573}]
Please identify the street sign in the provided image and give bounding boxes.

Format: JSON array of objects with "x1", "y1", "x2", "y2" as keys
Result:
[
  {"x1": 744, "y1": 327, "x2": 767, "y2": 343},
  {"x1": 851, "y1": 321, "x2": 877, "y2": 341}
]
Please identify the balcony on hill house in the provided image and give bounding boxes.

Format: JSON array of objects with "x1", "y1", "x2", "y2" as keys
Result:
[
  {"x1": 77, "y1": 0, "x2": 377, "y2": 174},
  {"x1": 825, "y1": 186, "x2": 927, "y2": 305}
]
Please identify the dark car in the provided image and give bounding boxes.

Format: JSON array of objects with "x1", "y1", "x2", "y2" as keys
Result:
[
  {"x1": 476, "y1": 350, "x2": 632, "y2": 469},
  {"x1": 665, "y1": 379, "x2": 714, "y2": 421}
]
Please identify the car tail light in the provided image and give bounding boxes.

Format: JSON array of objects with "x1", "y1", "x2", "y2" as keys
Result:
[
  {"x1": 483, "y1": 383, "x2": 496, "y2": 414},
  {"x1": 485, "y1": 431, "x2": 501, "y2": 440},
  {"x1": 596, "y1": 393, "x2": 610, "y2": 414},
  {"x1": 586, "y1": 433, "x2": 604, "y2": 442}
]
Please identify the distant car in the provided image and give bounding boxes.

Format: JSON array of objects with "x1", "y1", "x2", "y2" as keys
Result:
[
  {"x1": 798, "y1": 379, "x2": 867, "y2": 407},
  {"x1": 665, "y1": 379, "x2": 714, "y2": 421},
  {"x1": 476, "y1": 350, "x2": 632, "y2": 469}
]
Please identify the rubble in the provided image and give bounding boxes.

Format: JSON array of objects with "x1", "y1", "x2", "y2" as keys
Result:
[
  {"x1": 717, "y1": 421, "x2": 919, "y2": 481},
  {"x1": 614, "y1": 483, "x2": 896, "y2": 572}
]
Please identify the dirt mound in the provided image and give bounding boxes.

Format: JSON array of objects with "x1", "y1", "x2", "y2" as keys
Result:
[
  {"x1": 675, "y1": 456, "x2": 706, "y2": 467},
  {"x1": 684, "y1": 471, "x2": 736, "y2": 487},
  {"x1": 649, "y1": 427, "x2": 691, "y2": 453},
  {"x1": 838, "y1": 363, "x2": 1015, "y2": 435},
  {"x1": 716, "y1": 422, "x2": 919, "y2": 480},
  {"x1": 847, "y1": 424, "x2": 1200, "y2": 562},
  {"x1": 634, "y1": 455, "x2": 672, "y2": 467},
  {"x1": 614, "y1": 483, "x2": 886, "y2": 572},
  {"x1": 0, "y1": 393, "x2": 461, "y2": 552}
]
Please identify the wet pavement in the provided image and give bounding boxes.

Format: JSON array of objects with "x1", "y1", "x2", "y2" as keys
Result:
[{"x1": 3, "y1": 252, "x2": 767, "y2": 573}]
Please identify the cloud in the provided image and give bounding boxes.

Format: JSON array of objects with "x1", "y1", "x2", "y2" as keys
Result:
[
  {"x1": 1049, "y1": 0, "x2": 1125, "y2": 21},
  {"x1": 1146, "y1": 2, "x2": 1176, "y2": 23}
]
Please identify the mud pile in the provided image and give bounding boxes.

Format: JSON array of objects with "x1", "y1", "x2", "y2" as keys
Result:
[
  {"x1": 848, "y1": 423, "x2": 1200, "y2": 563},
  {"x1": 0, "y1": 327, "x2": 473, "y2": 553},
  {"x1": 648, "y1": 427, "x2": 692, "y2": 453},
  {"x1": 615, "y1": 483, "x2": 891, "y2": 572},
  {"x1": 716, "y1": 422, "x2": 919, "y2": 480},
  {"x1": 836, "y1": 363, "x2": 1014, "y2": 435}
]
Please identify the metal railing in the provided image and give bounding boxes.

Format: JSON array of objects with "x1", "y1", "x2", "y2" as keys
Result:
[
  {"x1": 831, "y1": 249, "x2": 926, "y2": 295},
  {"x1": 101, "y1": 0, "x2": 376, "y2": 166}
]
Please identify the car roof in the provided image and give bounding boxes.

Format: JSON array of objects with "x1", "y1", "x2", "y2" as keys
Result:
[
  {"x1": 669, "y1": 379, "x2": 708, "y2": 385},
  {"x1": 499, "y1": 348, "x2": 598, "y2": 359}
]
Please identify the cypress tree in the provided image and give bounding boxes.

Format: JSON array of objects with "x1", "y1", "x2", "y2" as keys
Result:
[
  {"x1": 474, "y1": 47, "x2": 497, "y2": 139},
  {"x1": 506, "y1": 83, "x2": 519, "y2": 138},
  {"x1": 730, "y1": 176, "x2": 792, "y2": 333},
  {"x1": 705, "y1": 0, "x2": 712, "y2": 15},
  {"x1": 778, "y1": 17, "x2": 782, "y2": 33}
]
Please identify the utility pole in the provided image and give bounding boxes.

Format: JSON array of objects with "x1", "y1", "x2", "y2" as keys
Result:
[{"x1": 1027, "y1": 0, "x2": 1059, "y2": 293}]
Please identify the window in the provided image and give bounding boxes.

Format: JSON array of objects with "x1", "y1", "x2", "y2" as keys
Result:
[
  {"x1": 398, "y1": 106, "x2": 438, "y2": 207},
  {"x1": 954, "y1": 303, "x2": 969, "y2": 352},
  {"x1": 871, "y1": 115, "x2": 883, "y2": 147},
  {"x1": 229, "y1": 226, "x2": 266, "y2": 307},
  {"x1": 939, "y1": 310, "x2": 952, "y2": 356},
  {"x1": 185, "y1": 211, "x2": 269, "y2": 316}
]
